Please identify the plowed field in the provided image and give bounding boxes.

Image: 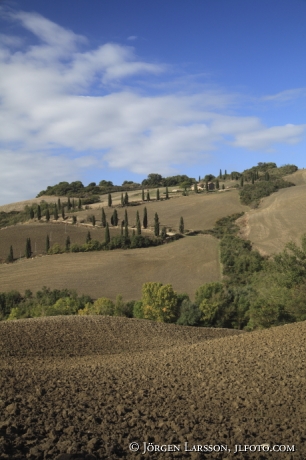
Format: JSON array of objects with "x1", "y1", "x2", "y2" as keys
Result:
[{"x1": 0, "y1": 316, "x2": 305, "y2": 459}]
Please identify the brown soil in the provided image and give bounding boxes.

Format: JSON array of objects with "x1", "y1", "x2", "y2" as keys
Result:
[
  {"x1": 0, "y1": 235, "x2": 220, "y2": 301},
  {"x1": 0, "y1": 316, "x2": 305, "y2": 459}
]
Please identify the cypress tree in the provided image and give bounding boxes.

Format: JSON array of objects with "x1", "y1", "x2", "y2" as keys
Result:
[
  {"x1": 62, "y1": 207, "x2": 65, "y2": 220},
  {"x1": 143, "y1": 207, "x2": 148, "y2": 229},
  {"x1": 72, "y1": 199, "x2": 75, "y2": 210},
  {"x1": 46, "y1": 235, "x2": 50, "y2": 253},
  {"x1": 45, "y1": 208, "x2": 50, "y2": 222},
  {"x1": 156, "y1": 188, "x2": 160, "y2": 200},
  {"x1": 86, "y1": 231, "x2": 91, "y2": 243},
  {"x1": 179, "y1": 216, "x2": 184, "y2": 234},
  {"x1": 112, "y1": 209, "x2": 118, "y2": 226},
  {"x1": 25, "y1": 238, "x2": 32, "y2": 258},
  {"x1": 58, "y1": 198, "x2": 61, "y2": 211},
  {"x1": 142, "y1": 188, "x2": 145, "y2": 201},
  {"x1": 219, "y1": 169, "x2": 222, "y2": 179},
  {"x1": 37, "y1": 205, "x2": 41, "y2": 220},
  {"x1": 65, "y1": 235, "x2": 71, "y2": 251},
  {"x1": 67, "y1": 197, "x2": 72, "y2": 210},
  {"x1": 161, "y1": 226, "x2": 167, "y2": 239},
  {"x1": 54, "y1": 205, "x2": 58, "y2": 220},
  {"x1": 251, "y1": 173, "x2": 255, "y2": 184},
  {"x1": 7, "y1": 245, "x2": 14, "y2": 263},
  {"x1": 165, "y1": 186, "x2": 169, "y2": 200},
  {"x1": 78, "y1": 198, "x2": 82, "y2": 210},
  {"x1": 124, "y1": 192, "x2": 129, "y2": 206},
  {"x1": 194, "y1": 182, "x2": 198, "y2": 193},
  {"x1": 121, "y1": 193, "x2": 124, "y2": 206},
  {"x1": 101, "y1": 208, "x2": 106, "y2": 227},
  {"x1": 205, "y1": 181, "x2": 208, "y2": 192},
  {"x1": 154, "y1": 212, "x2": 160, "y2": 237},
  {"x1": 105, "y1": 223, "x2": 110, "y2": 244},
  {"x1": 72, "y1": 215, "x2": 77, "y2": 224},
  {"x1": 136, "y1": 211, "x2": 141, "y2": 235},
  {"x1": 92, "y1": 215, "x2": 96, "y2": 226},
  {"x1": 124, "y1": 209, "x2": 128, "y2": 227},
  {"x1": 121, "y1": 221, "x2": 124, "y2": 236},
  {"x1": 240, "y1": 176, "x2": 244, "y2": 187},
  {"x1": 124, "y1": 221, "x2": 129, "y2": 238},
  {"x1": 216, "y1": 179, "x2": 220, "y2": 189},
  {"x1": 108, "y1": 193, "x2": 112, "y2": 207},
  {"x1": 146, "y1": 191, "x2": 150, "y2": 201},
  {"x1": 30, "y1": 207, "x2": 34, "y2": 219}
]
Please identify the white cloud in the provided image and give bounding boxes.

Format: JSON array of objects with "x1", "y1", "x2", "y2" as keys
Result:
[
  {"x1": 262, "y1": 88, "x2": 306, "y2": 103},
  {"x1": 0, "y1": 9, "x2": 305, "y2": 204},
  {"x1": 232, "y1": 124, "x2": 306, "y2": 150},
  {"x1": 127, "y1": 36, "x2": 137, "y2": 41}
]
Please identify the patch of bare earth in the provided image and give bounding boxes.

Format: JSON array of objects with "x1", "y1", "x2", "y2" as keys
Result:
[{"x1": 0, "y1": 316, "x2": 305, "y2": 459}]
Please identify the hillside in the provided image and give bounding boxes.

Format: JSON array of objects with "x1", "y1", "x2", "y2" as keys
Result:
[
  {"x1": 237, "y1": 172, "x2": 306, "y2": 255},
  {"x1": 0, "y1": 316, "x2": 305, "y2": 459},
  {"x1": 0, "y1": 235, "x2": 220, "y2": 301}
]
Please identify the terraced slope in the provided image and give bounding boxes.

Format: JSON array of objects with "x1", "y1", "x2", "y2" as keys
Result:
[{"x1": 0, "y1": 316, "x2": 305, "y2": 459}]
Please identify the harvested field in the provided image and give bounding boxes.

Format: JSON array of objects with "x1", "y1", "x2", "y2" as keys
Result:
[
  {"x1": 237, "y1": 183, "x2": 306, "y2": 255},
  {"x1": 78, "y1": 189, "x2": 249, "y2": 233},
  {"x1": 284, "y1": 168, "x2": 306, "y2": 186},
  {"x1": 0, "y1": 222, "x2": 152, "y2": 262},
  {"x1": 0, "y1": 316, "x2": 305, "y2": 459},
  {"x1": 0, "y1": 235, "x2": 220, "y2": 300}
]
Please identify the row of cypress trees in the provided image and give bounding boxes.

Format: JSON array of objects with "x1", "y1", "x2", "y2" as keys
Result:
[{"x1": 107, "y1": 187, "x2": 170, "y2": 208}]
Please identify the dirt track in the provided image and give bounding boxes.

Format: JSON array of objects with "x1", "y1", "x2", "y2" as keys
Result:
[{"x1": 1, "y1": 316, "x2": 305, "y2": 459}]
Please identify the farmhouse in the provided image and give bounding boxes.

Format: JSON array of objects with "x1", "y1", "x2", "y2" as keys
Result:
[{"x1": 191, "y1": 182, "x2": 215, "y2": 191}]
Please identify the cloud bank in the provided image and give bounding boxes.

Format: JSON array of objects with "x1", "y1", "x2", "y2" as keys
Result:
[{"x1": 0, "y1": 8, "x2": 305, "y2": 204}]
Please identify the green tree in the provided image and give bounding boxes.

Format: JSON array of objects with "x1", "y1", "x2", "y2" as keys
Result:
[
  {"x1": 86, "y1": 231, "x2": 91, "y2": 244},
  {"x1": 240, "y1": 176, "x2": 244, "y2": 187},
  {"x1": 142, "y1": 188, "x2": 145, "y2": 201},
  {"x1": 124, "y1": 221, "x2": 129, "y2": 238},
  {"x1": 113, "y1": 209, "x2": 118, "y2": 226},
  {"x1": 72, "y1": 215, "x2": 77, "y2": 224},
  {"x1": 61, "y1": 207, "x2": 65, "y2": 220},
  {"x1": 7, "y1": 245, "x2": 14, "y2": 263},
  {"x1": 124, "y1": 192, "x2": 129, "y2": 206},
  {"x1": 72, "y1": 198, "x2": 75, "y2": 210},
  {"x1": 92, "y1": 215, "x2": 96, "y2": 226},
  {"x1": 219, "y1": 169, "x2": 222, "y2": 179},
  {"x1": 216, "y1": 179, "x2": 219, "y2": 190},
  {"x1": 205, "y1": 181, "x2": 208, "y2": 192},
  {"x1": 108, "y1": 193, "x2": 112, "y2": 207},
  {"x1": 101, "y1": 208, "x2": 106, "y2": 227},
  {"x1": 65, "y1": 235, "x2": 71, "y2": 251},
  {"x1": 30, "y1": 207, "x2": 34, "y2": 219},
  {"x1": 136, "y1": 211, "x2": 141, "y2": 235},
  {"x1": 165, "y1": 186, "x2": 169, "y2": 199},
  {"x1": 124, "y1": 209, "x2": 128, "y2": 227},
  {"x1": 46, "y1": 235, "x2": 50, "y2": 253},
  {"x1": 78, "y1": 198, "x2": 82, "y2": 210},
  {"x1": 58, "y1": 198, "x2": 61, "y2": 211},
  {"x1": 54, "y1": 205, "x2": 58, "y2": 220},
  {"x1": 105, "y1": 223, "x2": 110, "y2": 245},
  {"x1": 146, "y1": 191, "x2": 150, "y2": 201},
  {"x1": 194, "y1": 181, "x2": 198, "y2": 193},
  {"x1": 161, "y1": 226, "x2": 167, "y2": 239},
  {"x1": 121, "y1": 193, "x2": 124, "y2": 206},
  {"x1": 67, "y1": 197, "x2": 72, "y2": 210},
  {"x1": 120, "y1": 221, "x2": 124, "y2": 236},
  {"x1": 141, "y1": 282, "x2": 178, "y2": 322},
  {"x1": 45, "y1": 208, "x2": 50, "y2": 222},
  {"x1": 37, "y1": 205, "x2": 41, "y2": 220},
  {"x1": 154, "y1": 212, "x2": 160, "y2": 237},
  {"x1": 179, "y1": 216, "x2": 184, "y2": 234},
  {"x1": 156, "y1": 188, "x2": 160, "y2": 200},
  {"x1": 25, "y1": 238, "x2": 32, "y2": 259},
  {"x1": 143, "y1": 207, "x2": 148, "y2": 229}
]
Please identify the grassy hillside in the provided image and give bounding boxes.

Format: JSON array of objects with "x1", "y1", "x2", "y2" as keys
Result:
[
  {"x1": 237, "y1": 178, "x2": 306, "y2": 255},
  {"x1": 0, "y1": 235, "x2": 220, "y2": 300}
]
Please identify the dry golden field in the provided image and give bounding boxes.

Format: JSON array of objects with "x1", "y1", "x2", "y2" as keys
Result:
[
  {"x1": 0, "y1": 234, "x2": 220, "y2": 300},
  {"x1": 237, "y1": 176, "x2": 306, "y2": 255}
]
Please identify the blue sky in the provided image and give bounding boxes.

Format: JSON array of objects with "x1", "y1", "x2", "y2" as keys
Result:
[{"x1": 0, "y1": 0, "x2": 305, "y2": 204}]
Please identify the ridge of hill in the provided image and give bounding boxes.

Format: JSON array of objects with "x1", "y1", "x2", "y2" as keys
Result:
[{"x1": 0, "y1": 316, "x2": 305, "y2": 459}]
